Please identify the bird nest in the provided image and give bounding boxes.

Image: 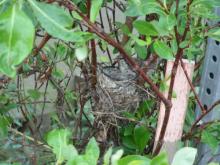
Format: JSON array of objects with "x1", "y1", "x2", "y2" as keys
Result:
[{"x1": 93, "y1": 63, "x2": 149, "y2": 142}]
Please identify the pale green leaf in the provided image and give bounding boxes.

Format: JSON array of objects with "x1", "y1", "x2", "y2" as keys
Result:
[
  {"x1": 207, "y1": 28, "x2": 220, "y2": 42},
  {"x1": 150, "y1": 152, "x2": 169, "y2": 165},
  {"x1": 153, "y1": 40, "x2": 174, "y2": 60},
  {"x1": 27, "y1": 0, "x2": 86, "y2": 42},
  {"x1": 172, "y1": 147, "x2": 197, "y2": 165},
  {"x1": 208, "y1": 163, "x2": 219, "y2": 165},
  {"x1": 118, "y1": 155, "x2": 150, "y2": 165},
  {"x1": 111, "y1": 150, "x2": 124, "y2": 165},
  {"x1": 46, "y1": 129, "x2": 78, "y2": 163},
  {"x1": 90, "y1": 0, "x2": 103, "y2": 23},
  {"x1": 84, "y1": 137, "x2": 100, "y2": 165},
  {"x1": 75, "y1": 45, "x2": 88, "y2": 61},
  {"x1": 104, "y1": 147, "x2": 113, "y2": 165},
  {"x1": 0, "y1": 4, "x2": 34, "y2": 77},
  {"x1": 133, "y1": 20, "x2": 158, "y2": 36},
  {"x1": 125, "y1": 0, "x2": 165, "y2": 17}
]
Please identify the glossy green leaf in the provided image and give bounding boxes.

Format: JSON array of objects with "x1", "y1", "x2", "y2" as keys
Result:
[
  {"x1": 0, "y1": 4, "x2": 34, "y2": 77},
  {"x1": 134, "y1": 125, "x2": 150, "y2": 152},
  {"x1": 90, "y1": 0, "x2": 103, "y2": 23},
  {"x1": 153, "y1": 40, "x2": 174, "y2": 60},
  {"x1": 27, "y1": 0, "x2": 85, "y2": 42},
  {"x1": 150, "y1": 152, "x2": 169, "y2": 165},
  {"x1": 46, "y1": 129, "x2": 78, "y2": 163},
  {"x1": 84, "y1": 137, "x2": 100, "y2": 165},
  {"x1": 172, "y1": 147, "x2": 197, "y2": 165},
  {"x1": 118, "y1": 155, "x2": 150, "y2": 165},
  {"x1": 133, "y1": 20, "x2": 158, "y2": 36}
]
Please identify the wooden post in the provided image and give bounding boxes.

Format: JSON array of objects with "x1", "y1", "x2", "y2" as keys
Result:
[{"x1": 153, "y1": 59, "x2": 194, "y2": 162}]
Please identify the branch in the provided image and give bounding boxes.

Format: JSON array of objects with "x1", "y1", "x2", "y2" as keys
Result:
[
  {"x1": 153, "y1": 0, "x2": 192, "y2": 155},
  {"x1": 33, "y1": 33, "x2": 51, "y2": 56},
  {"x1": 180, "y1": 59, "x2": 205, "y2": 113},
  {"x1": 86, "y1": 0, "x2": 97, "y2": 88},
  {"x1": 183, "y1": 100, "x2": 220, "y2": 140},
  {"x1": 62, "y1": 0, "x2": 172, "y2": 109}
]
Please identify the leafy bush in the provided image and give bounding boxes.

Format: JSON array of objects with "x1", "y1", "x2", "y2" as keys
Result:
[{"x1": 1, "y1": 0, "x2": 220, "y2": 164}]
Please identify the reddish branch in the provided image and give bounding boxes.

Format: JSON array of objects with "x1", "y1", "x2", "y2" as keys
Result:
[
  {"x1": 121, "y1": 16, "x2": 137, "y2": 45},
  {"x1": 183, "y1": 100, "x2": 220, "y2": 140},
  {"x1": 33, "y1": 33, "x2": 51, "y2": 56},
  {"x1": 153, "y1": 0, "x2": 193, "y2": 155},
  {"x1": 86, "y1": 0, "x2": 97, "y2": 88},
  {"x1": 180, "y1": 59, "x2": 205, "y2": 113},
  {"x1": 63, "y1": 0, "x2": 172, "y2": 155},
  {"x1": 62, "y1": 0, "x2": 171, "y2": 108},
  {"x1": 61, "y1": 0, "x2": 209, "y2": 155}
]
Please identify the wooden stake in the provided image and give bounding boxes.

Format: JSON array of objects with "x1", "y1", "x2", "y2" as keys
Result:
[{"x1": 153, "y1": 59, "x2": 194, "y2": 162}]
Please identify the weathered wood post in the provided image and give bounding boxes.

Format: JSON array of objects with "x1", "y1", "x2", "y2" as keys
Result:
[
  {"x1": 153, "y1": 59, "x2": 194, "y2": 162},
  {"x1": 195, "y1": 7, "x2": 220, "y2": 165}
]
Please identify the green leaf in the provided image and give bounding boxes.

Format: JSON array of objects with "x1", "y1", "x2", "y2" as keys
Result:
[
  {"x1": 0, "y1": 4, "x2": 34, "y2": 77},
  {"x1": 130, "y1": 34, "x2": 148, "y2": 46},
  {"x1": 135, "y1": 44, "x2": 147, "y2": 60},
  {"x1": 153, "y1": 40, "x2": 174, "y2": 60},
  {"x1": 84, "y1": 137, "x2": 100, "y2": 165},
  {"x1": 134, "y1": 125, "x2": 150, "y2": 152},
  {"x1": 123, "y1": 125, "x2": 134, "y2": 136},
  {"x1": 75, "y1": 45, "x2": 88, "y2": 61},
  {"x1": 151, "y1": 14, "x2": 176, "y2": 36},
  {"x1": 90, "y1": 0, "x2": 103, "y2": 23},
  {"x1": 172, "y1": 147, "x2": 197, "y2": 165},
  {"x1": 122, "y1": 136, "x2": 137, "y2": 150},
  {"x1": 207, "y1": 28, "x2": 220, "y2": 42},
  {"x1": 27, "y1": 89, "x2": 41, "y2": 100},
  {"x1": 150, "y1": 152, "x2": 169, "y2": 165},
  {"x1": 208, "y1": 163, "x2": 219, "y2": 165},
  {"x1": 27, "y1": 0, "x2": 86, "y2": 42},
  {"x1": 125, "y1": 0, "x2": 165, "y2": 17},
  {"x1": 0, "y1": 115, "x2": 9, "y2": 138},
  {"x1": 0, "y1": 0, "x2": 7, "y2": 6},
  {"x1": 118, "y1": 155, "x2": 150, "y2": 165},
  {"x1": 111, "y1": 150, "x2": 124, "y2": 165},
  {"x1": 201, "y1": 130, "x2": 219, "y2": 150},
  {"x1": 133, "y1": 20, "x2": 158, "y2": 36},
  {"x1": 104, "y1": 147, "x2": 113, "y2": 165},
  {"x1": 46, "y1": 129, "x2": 78, "y2": 163},
  {"x1": 66, "y1": 155, "x2": 89, "y2": 165}
]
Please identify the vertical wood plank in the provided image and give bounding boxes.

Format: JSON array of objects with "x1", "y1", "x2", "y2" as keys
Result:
[{"x1": 153, "y1": 59, "x2": 194, "y2": 162}]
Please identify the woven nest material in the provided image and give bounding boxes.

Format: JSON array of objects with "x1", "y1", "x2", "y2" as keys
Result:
[
  {"x1": 96, "y1": 65, "x2": 142, "y2": 112},
  {"x1": 93, "y1": 62, "x2": 149, "y2": 142}
]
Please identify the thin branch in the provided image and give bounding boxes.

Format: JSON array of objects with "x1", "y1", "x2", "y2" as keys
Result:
[
  {"x1": 180, "y1": 59, "x2": 205, "y2": 113},
  {"x1": 63, "y1": 0, "x2": 171, "y2": 109}
]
